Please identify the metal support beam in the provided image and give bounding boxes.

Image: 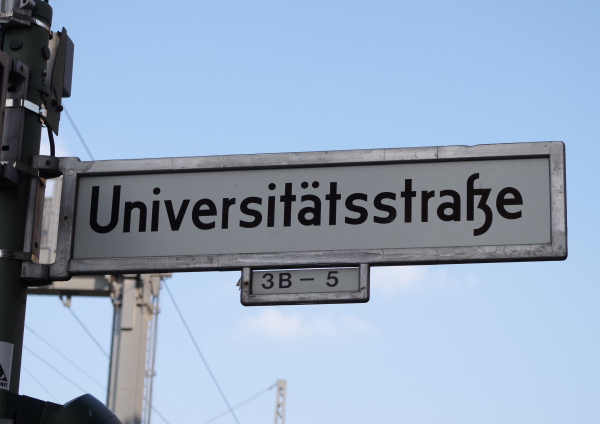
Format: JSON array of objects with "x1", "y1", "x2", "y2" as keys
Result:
[
  {"x1": 107, "y1": 274, "x2": 162, "y2": 424},
  {"x1": 274, "y1": 379, "x2": 286, "y2": 424},
  {"x1": 28, "y1": 275, "x2": 113, "y2": 297}
]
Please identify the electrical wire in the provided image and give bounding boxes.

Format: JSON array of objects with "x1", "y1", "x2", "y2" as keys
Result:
[
  {"x1": 23, "y1": 345, "x2": 88, "y2": 393},
  {"x1": 63, "y1": 304, "x2": 110, "y2": 358},
  {"x1": 25, "y1": 324, "x2": 106, "y2": 390},
  {"x1": 28, "y1": 314, "x2": 174, "y2": 422},
  {"x1": 151, "y1": 405, "x2": 172, "y2": 424},
  {"x1": 46, "y1": 127, "x2": 55, "y2": 156},
  {"x1": 163, "y1": 282, "x2": 241, "y2": 424},
  {"x1": 200, "y1": 383, "x2": 277, "y2": 424},
  {"x1": 63, "y1": 106, "x2": 95, "y2": 160},
  {"x1": 21, "y1": 366, "x2": 59, "y2": 403}
]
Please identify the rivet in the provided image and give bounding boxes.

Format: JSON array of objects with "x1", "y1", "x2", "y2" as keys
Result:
[
  {"x1": 41, "y1": 46, "x2": 51, "y2": 60},
  {"x1": 9, "y1": 39, "x2": 23, "y2": 50}
]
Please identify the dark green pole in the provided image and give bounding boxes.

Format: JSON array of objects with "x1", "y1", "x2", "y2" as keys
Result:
[{"x1": 0, "y1": 1, "x2": 52, "y2": 416}]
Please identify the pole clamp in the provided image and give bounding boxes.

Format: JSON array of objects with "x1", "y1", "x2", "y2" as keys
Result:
[
  {"x1": 5, "y1": 98, "x2": 47, "y2": 120},
  {"x1": 0, "y1": 249, "x2": 34, "y2": 261},
  {"x1": 0, "y1": 155, "x2": 60, "y2": 186},
  {"x1": 1, "y1": 160, "x2": 41, "y2": 178},
  {"x1": 0, "y1": 14, "x2": 51, "y2": 31},
  {"x1": 0, "y1": 0, "x2": 50, "y2": 32}
]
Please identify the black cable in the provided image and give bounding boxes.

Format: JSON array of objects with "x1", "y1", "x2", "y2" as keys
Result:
[
  {"x1": 25, "y1": 324, "x2": 106, "y2": 390},
  {"x1": 46, "y1": 126, "x2": 55, "y2": 156},
  {"x1": 63, "y1": 107, "x2": 95, "y2": 160},
  {"x1": 200, "y1": 383, "x2": 277, "y2": 424},
  {"x1": 21, "y1": 366, "x2": 59, "y2": 402},
  {"x1": 27, "y1": 323, "x2": 171, "y2": 421},
  {"x1": 24, "y1": 345, "x2": 88, "y2": 393},
  {"x1": 163, "y1": 282, "x2": 241, "y2": 424},
  {"x1": 64, "y1": 304, "x2": 110, "y2": 358},
  {"x1": 151, "y1": 405, "x2": 172, "y2": 424}
]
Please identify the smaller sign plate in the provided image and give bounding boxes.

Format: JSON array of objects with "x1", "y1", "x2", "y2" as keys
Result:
[{"x1": 240, "y1": 265, "x2": 370, "y2": 306}]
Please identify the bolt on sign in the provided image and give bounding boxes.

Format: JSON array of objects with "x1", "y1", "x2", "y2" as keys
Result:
[{"x1": 45, "y1": 142, "x2": 566, "y2": 280}]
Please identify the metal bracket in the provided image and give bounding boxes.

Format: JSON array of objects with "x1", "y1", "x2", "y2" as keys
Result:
[
  {"x1": 5, "y1": 98, "x2": 47, "y2": 119},
  {"x1": 44, "y1": 28, "x2": 74, "y2": 134},
  {"x1": 60, "y1": 294, "x2": 71, "y2": 307},
  {"x1": 32, "y1": 154, "x2": 61, "y2": 178},
  {"x1": 20, "y1": 156, "x2": 63, "y2": 285},
  {"x1": 20, "y1": 168, "x2": 52, "y2": 286},
  {"x1": 0, "y1": 155, "x2": 61, "y2": 184},
  {"x1": 0, "y1": 161, "x2": 18, "y2": 185},
  {"x1": 22, "y1": 262, "x2": 50, "y2": 285},
  {"x1": 0, "y1": 0, "x2": 50, "y2": 31},
  {"x1": 0, "y1": 247, "x2": 50, "y2": 286},
  {"x1": 1, "y1": 160, "x2": 39, "y2": 177},
  {"x1": 0, "y1": 249, "x2": 33, "y2": 261},
  {"x1": 0, "y1": 58, "x2": 29, "y2": 186}
]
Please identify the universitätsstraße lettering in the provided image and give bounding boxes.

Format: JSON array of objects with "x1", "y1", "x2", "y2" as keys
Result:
[{"x1": 88, "y1": 173, "x2": 522, "y2": 237}]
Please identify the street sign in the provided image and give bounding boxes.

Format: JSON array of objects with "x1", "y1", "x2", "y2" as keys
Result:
[
  {"x1": 240, "y1": 266, "x2": 369, "y2": 306},
  {"x1": 43, "y1": 142, "x2": 567, "y2": 280}
]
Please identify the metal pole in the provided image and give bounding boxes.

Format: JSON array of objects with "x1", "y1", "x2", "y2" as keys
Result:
[
  {"x1": 0, "y1": 0, "x2": 52, "y2": 416},
  {"x1": 274, "y1": 379, "x2": 286, "y2": 424}
]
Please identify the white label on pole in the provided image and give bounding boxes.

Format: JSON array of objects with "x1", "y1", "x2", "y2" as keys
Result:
[{"x1": 0, "y1": 341, "x2": 14, "y2": 391}]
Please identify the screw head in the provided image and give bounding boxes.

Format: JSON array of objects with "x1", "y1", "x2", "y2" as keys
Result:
[
  {"x1": 41, "y1": 46, "x2": 51, "y2": 60},
  {"x1": 9, "y1": 39, "x2": 23, "y2": 50}
]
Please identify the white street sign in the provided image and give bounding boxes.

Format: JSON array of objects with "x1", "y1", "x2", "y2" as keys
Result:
[{"x1": 44, "y1": 142, "x2": 566, "y2": 280}]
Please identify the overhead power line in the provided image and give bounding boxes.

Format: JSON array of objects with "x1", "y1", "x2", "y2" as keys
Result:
[
  {"x1": 63, "y1": 302, "x2": 110, "y2": 358},
  {"x1": 63, "y1": 106, "x2": 95, "y2": 160},
  {"x1": 163, "y1": 282, "x2": 241, "y2": 424},
  {"x1": 151, "y1": 405, "x2": 172, "y2": 424},
  {"x1": 24, "y1": 345, "x2": 88, "y2": 393},
  {"x1": 21, "y1": 366, "x2": 59, "y2": 403},
  {"x1": 201, "y1": 383, "x2": 277, "y2": 424},
  {"x1": 25, "y1": 324, "x2": 106, "y2": 390}
]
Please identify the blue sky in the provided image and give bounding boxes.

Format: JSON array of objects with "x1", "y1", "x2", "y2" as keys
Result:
[{"x1": 19, "y1": 1, "x2": 600, "y2": 423}]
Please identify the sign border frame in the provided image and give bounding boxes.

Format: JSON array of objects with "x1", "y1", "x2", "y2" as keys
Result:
[
  {"x1": 240, "y1": 265, "x2": 370, "y2": 306},
  {"x1": 47, "y1": 142, "x2": 567, "y2": 280}
]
